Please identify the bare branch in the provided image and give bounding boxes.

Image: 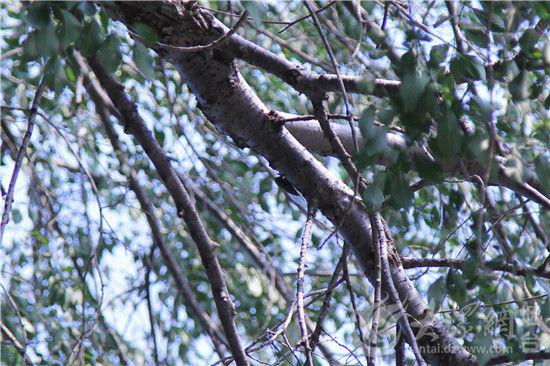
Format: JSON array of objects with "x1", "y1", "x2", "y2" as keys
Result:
[
  {"x1": 310, "y1": 244, "x2": 348, "y2": 351},
  {"x1": 371, "y1": 213, "x2": 425, "y2": 366},
  {"x1": 296, "y1": 204, "x2": 316, "y2": 366},
  {"x1": 1, "y1": 323, "x2": 34, "y2": 365},
  {"x1": 87, "y1": 56, "x2": 249, "y2": 366},
  {"x1": 368, "y1": 214, "x2": 382, "y2": 366},
  {"x1": 304, "y1": 0, "x2": 358, "y2": 153},
  {"x1": 131, "y1": 10, "x2": 248, "y2": 54},
  {"x1": 486, "y1": 350, "x2": 550, "y2": 365},
  {"x1": 401, "y1": 257, "x2": 550, "y2": 279},
  {"x1": 144, "y1": 257, "x2": 160, "y2": 366},
  {"x1": 0, "y1": 77, "x2": 45, "y2": 245}
]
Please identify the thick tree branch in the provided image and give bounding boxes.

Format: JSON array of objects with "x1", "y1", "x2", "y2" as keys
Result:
[
  {"x1": 75, "y1": 52, "x2": 230, "y2": 358},
  {"x1": 225, "y1": 31, "x2": 400, "y2": 96},
  {"x1": 87, "y1": 56, "x2": 249, "y2": 366}
]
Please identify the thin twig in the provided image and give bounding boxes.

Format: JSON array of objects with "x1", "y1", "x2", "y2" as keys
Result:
[
  {"x1": 343, "y1": 259, "x2": 369, "y2": 363},
  {"x1": 370, "y1": 213, "x2": 425, "y2": 366},
  {"x1": 445, "y1": 1, "x2": 466, "y2": 54},
  {"x1": 144, "y1": 255, "x2": 160, "y2": 366},
  {"x1": 250, "y1": 24, "x2": 332, "y2": 71},
  {"x1": 0, "y1": 77, "x2": 45, "y2": 245},
  {"x1": 304, "y1": 0, "x2": 358, "y2": 153},
  {"x1": 368, "y1": 211, "x2": 382, "y2": 366},
  {"x1": 1, "y1": 323, "x2": 34, "y2": 365},
  {"x1": 401, "y1": 256, "x2": 549, "y2": 279},
  {"x1": 387, "y1": 1, "x2": 431, "y2": 33},
  {"x1": 279, "y1": 1, "x2": 335, "y2": 34},
  {"x1": 130, "y1": 10, "x2": 248, "y2": 54},
  {"x1": 310, "y1": 244, "x2": 348, "y2": 351},
  {"x1": 394, "y1": 324, "x2": 405, "y2": 366},
  {"x1": 296, "y1": 204, "x2": 316, "y2": 366}
]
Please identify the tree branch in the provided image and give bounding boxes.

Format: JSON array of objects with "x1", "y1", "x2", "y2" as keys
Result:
[
  {"x1": 486, "y1": 350, "x2": 550, "y2": 365},
  {"x1": 401, "y1": 257, "x2": 550, "y2": 279},
  {"x1": 87, "y1": 56, "x2": 249, "y2": 366},
  {"x1": 295, "y1": 204, "x2": 315, "y2": 366},
  {"x1": 0, "y1": 77, "x2": 45, "y2": 245},
  {"x1": 74, "y1": 52, "x2": 230, "y2": 358}
]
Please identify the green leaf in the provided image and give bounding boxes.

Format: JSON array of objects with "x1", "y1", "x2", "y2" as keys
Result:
[
  {"x1": 446, "y1": 269, "x2": 467, "y2": 306},
  {"x1": 22, "y1": 31, "x2": 40, "y2": 59},
  {"x1": 463, "y1": 27, "x2": 487, "y2": 48},
  {"x1": 399, "y1": 71, "x2": 429, "y2": 113},
  {"x1": 97, "y1": 34, "x2": 122, "y2": 73},
  {"x1": 428, "y1": 277, "x2": 445, "y2": 311},
  {"x1": 386, "y1": 172, "x2": 413, "y2": 209},
  {"x1": 44, "y1": 56, "x2": 67, "y2": 94},
  {"x1": 472, "y1": 333, "x2": 494, "y2": 366},
  {"x1": 65, "y1": 64, "x2": 76, "y2": 83},
  {"x1": 362, "y1": 173, "x2": 385, "y2": 211},
  {"x1": 59, "y1": 9, "x2": 82, "y2": 48},
  {"x1": 534, "y1": 155, "x2": 550, "y2": 196},
  {"x1": 519, "y1": 29, "x2": 540, "y2": 51},
  {"x1": 497, "y1": 284, "x2": 515, "y2": 306},
  {"x1": 367, "y1": 25, "x2": 386, "y2": 45},
  {"x1": 469, "y1": 95, "x2": 491, "y2": 124},
  {"x1": 356, "y1": 75, "x2": 375, "y2": 95},
  {"x1": 462, "y1": 257, "x2": 479, "y2": 281},
  {"x1": 428, "y1": 44, "x2": 449, "y2": 68},
  {"x1": 133, "y1": 42, "x2": 156, "y2": 80},
  {"x1": 23, "y1": 23, "x2": 59, "y2": 59},
  {"x1": 355, "y1": 107, "x2": 393, "y2": 166},
  {"x1": 450, "y1": 55, "x2": 486, "y2": 84},
  {"x1": 79, "y1": 19, "x2": 103, "y2": 57},
  {"x1": 12, "y1": 208, "x2": 22, "y2": 224},
  {"x1": 541, "y1": 296, "x2": 550, "y2": 322},
  {"x1": 153, "y1": 128, "x2": 165, "y2": 147},
  {"x1": 26, "y1": 3, "x2": 52, "y2": 29},
  {"x1": 414, "y1": 153, "x2": 442, "y2": 182},
  {"x1": 433, "y1": 14, "x2": 449, "y2": 28},
  {"x1": 503, "y1": 148, "x2": 523, "y2": 182},
  {"x1": 474, "y1": 8, "x2": 505, "y2": 32},
  {"x1": 78, "y1": 2, "x2": 97, "y2": 16},
  {"x1": 437, "y1": 112, "x2": 462, "y2": 161},
  {"x1": 241, "y1": 1, "x2": 268, "y2": 23},
  {"x1": 377, "y1": 107, "x2": 395, "y2": 125},
  {"x1": 508, "y1": 69, "x2": 531, "y2": 101},
  {"x1": 358, "y1": 105, "x2": 376, "y2": 139},
  {"x1": 130, "y1": 23, "x2": 159, "y2": 46},
  {"x1": 398, "y1": 49, "x2": 418, "y2": 74}
]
